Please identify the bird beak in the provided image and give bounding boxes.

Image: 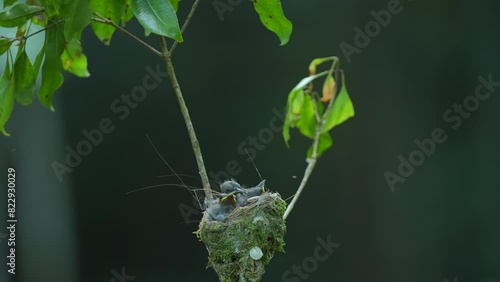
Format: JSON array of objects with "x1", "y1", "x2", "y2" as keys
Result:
[{"x1": 257, "y1": 179, "x2": 266, "y2": 191}]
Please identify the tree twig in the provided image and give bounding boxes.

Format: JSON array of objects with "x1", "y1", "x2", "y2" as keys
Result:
[
  {"x1": 0, "y1": 19, "x2": 63, "y2": 49},
  {"x1": 169, "y1": 0, "x2": 201, "y2": 55},
  {"x1": 91, "y1": 12, "x2": 162, "y2": 58},
  {"x1": 283, "y1": 59, "x2": 341, "y2": 220},
  {"x1": 283, "y1": 126, "x2": 320, "y2": 220},
  {"x1": 159, "y1": 36, "x2": 213, "y2": 200}
]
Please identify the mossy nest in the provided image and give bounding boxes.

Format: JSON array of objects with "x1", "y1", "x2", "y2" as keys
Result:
[{"x1": 196, "y1": 192, "x2": 286, "y2": 282}]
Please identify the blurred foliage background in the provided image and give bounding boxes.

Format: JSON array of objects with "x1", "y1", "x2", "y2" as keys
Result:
[{"x1": 1, "y1": 0, "x2": 499, "y2": 281}]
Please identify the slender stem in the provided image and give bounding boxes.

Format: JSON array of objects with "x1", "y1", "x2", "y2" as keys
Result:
[
  {"x1": 0, "y1": 20, "x2": 63, "y2": 49},
  {"x1": 169, "y1": 0, "x2": 201, "y2": 55},
  {"x1": 92, "y1": 12, "x2": 162, "y2": 58},
  {"x1": 283, "y1": 125, "x2": 321, "y2": 220},
  {"x1": 159, "y1": 36, "x2": 213, "y2": 200},
  {"x1": 284, "y1": 59, "x2": 341, "y2": 220}
]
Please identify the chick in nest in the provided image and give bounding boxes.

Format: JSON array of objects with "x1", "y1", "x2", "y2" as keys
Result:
[{"x1": 205, "y1": 180, "x2": 267, "y2": 221}]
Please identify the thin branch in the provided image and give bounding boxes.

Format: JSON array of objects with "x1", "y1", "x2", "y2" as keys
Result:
[
  {"x1": 283, "y1": 58, "x2": 341, "y2": 220},
  {"x1": 159, "y1": 36, "x2": 213, "y2": 200},
  {"x1": 0, "y1": 19, "x2": 63, "y2": 49},
  {"x1": 283, "y1": 125, "x2": 321, "y2": 220},
  {"x1": 91, "y1": 12, "x2": 162, "y2": 58},
  {"x1": 169, "y1": 0, "x2": 201, "y2": 55}
]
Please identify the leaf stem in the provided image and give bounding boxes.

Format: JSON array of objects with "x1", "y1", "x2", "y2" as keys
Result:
[
  {"x1": 169, "y1": 0, "x2": 201, "y2": 55},
  {"x1": 159, "y1": 36, "x2": 213, "y2": 200},
  {"x1": 91, "y1": 12, "x2": 162, "y2": 58}
]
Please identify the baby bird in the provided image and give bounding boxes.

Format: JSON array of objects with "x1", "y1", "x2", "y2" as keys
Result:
[
  {"x1": 220, "y1": 180, "x2": 244, "y2": 194},
  {"x1": 205, "y1": 192, "x2": 239, "y2": 221},
  {"x1": 236, "y1": 179, "x2": 266, "y2": 206},
  {"x1": 205, "y1": 180, "x2": 267, "y2": 221}
]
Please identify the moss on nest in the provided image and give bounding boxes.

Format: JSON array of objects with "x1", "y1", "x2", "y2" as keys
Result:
[{"x1": 196, "y1": 192, "x2": 286, "y2": 282}]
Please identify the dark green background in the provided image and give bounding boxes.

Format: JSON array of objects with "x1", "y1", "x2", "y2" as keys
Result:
[{"x1": 1, "y1": 0, "x2": 499, "y2": 281}]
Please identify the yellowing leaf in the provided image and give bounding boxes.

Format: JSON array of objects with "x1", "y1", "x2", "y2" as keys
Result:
[
  {"x1": 308, "y1": 57, "x2": 334, "y2": 76},
  {"x1": 61, "y1": 38, "x2": 90, "y2": 77},
  {"x1": 321, "y1": 73, "x2": 336, "y2": 102}
]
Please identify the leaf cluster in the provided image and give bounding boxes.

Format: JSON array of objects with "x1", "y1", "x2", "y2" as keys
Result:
[
  {"x1": 0, "y1": 0, "x2": 293, "y2": 136},
  {"x1": 283, "y1": 57, "x2": 355, "y2": 158}
]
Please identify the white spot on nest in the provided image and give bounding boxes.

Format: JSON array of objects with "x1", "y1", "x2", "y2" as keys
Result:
[{"x1": 249, "y1": 247, "x2": 263, "y2": 260}]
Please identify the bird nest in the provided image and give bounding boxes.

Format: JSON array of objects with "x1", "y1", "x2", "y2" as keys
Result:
[{"x1": 196, "y1": 191, "x2": 286, "y2": 282}]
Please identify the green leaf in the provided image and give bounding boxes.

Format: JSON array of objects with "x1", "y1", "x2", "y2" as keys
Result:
[
  {"x1": 283, "y1": 72, "x2": 328, "y2": 146},
  {"x1": 13, "y1": 49, "x2": 36, "y2": 105},
  {"x1": 90, "y1": 0, "x2": 124, "y2": 45},
  {"x1": 38, "y1": 25, "x2": 65, "y2": 111},
  {"x1": 252, "y1": 0, "x2": 292, "y2": 45},
  {"x1": 0, "y1": 3, "x2": 44, "y2": 27},
  {"x1": 131, "y1": 0, "x2": 182, "y2": 42},
  {"x1": 0, "y1": 57, "x2": 12, "y2": 115},
  {"x1": 122, "y1": 0, "x2": 134, "y2": 25},
  {"x1": 0, "y1": 38, "x2": 14, "y2": 55},
  {"x1": 0, "y1": 58, "x2": 14, "y2": 136},
  {"x1": 282, "y1": 88, "x2": 303, "y2": 147},
  {"x1": 296, "y1": 94, "x2": 316, "y2": 139},
  {"x1": 321, "y1": 73, "x2": 355, "y2": 133},
  {"x1": 33, "y1": 43, "x2": 45, "y2": 78},
  {"x1": 169, "y1": 0, "x2": 179, "y2": 12},
  {"x1": 62, "y1": 0, "x2": 92, "y2": 41},
  {"x1": 307, "y1": 133, "x2": 333, "y2": 158},
  {"x1": 3, "y1": 0, "x2": 17, "y2": 9},
  {"x1": 61, "y1": 37, "x2": 90, "y2": 77},
  {"x1": 283, "y1": 116, "x2": 291, "y2": 146},
  {"x1": 289, "y1": 88, "x2": 304, "y2": 115}
]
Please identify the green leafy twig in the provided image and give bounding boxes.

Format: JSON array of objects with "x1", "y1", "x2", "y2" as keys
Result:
[
  {"x1": 282, "y1": 57, "x2": 354, "y2": 220},
  {"x1": 91, "y1": 12, "x2": 162, "y2": 58}
]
